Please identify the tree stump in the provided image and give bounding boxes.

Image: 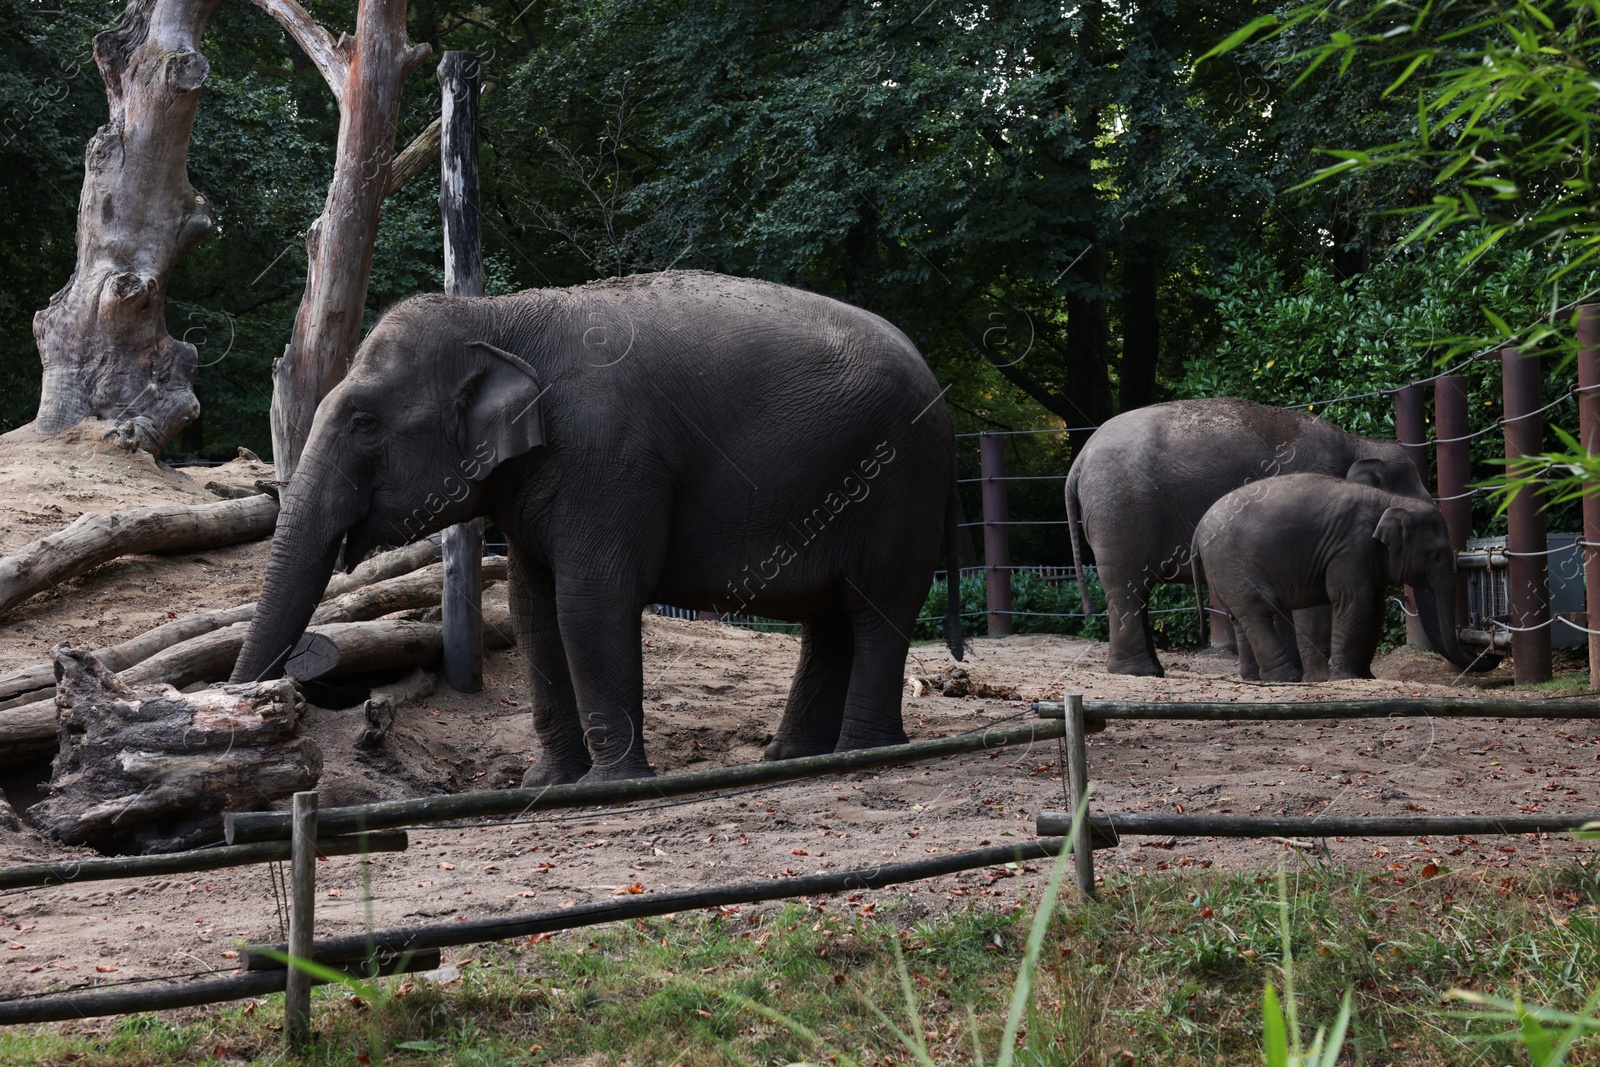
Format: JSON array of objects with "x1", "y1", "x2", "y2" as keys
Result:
[{"x1": 28, "y1": 647, "x2": 321, "y2": 854}]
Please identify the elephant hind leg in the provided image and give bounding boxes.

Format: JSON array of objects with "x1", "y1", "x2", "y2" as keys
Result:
[
  {"x1": 766, "y1": 612, "x2": 853, "y2": 761},
  {"x1": 1235, "y1": 611, "x2": 1302, "y2": 683},
  {"x1": 834, "y1": 594, "x2": 916, "y2": 753},
  {"x1": 1102, "y1": 565, "x2": 1164, "y2": 677},
  {"x1": 512, "y1": 553, "x2": 591, "y2": 787}
]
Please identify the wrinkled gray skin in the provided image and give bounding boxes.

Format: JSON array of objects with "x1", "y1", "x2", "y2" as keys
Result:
[
  {"x1": 231, "y1": 271, "x2": 960, "y2": 785},
  {"x1": 1193, "y1": 474, "x2": 1499, "y2": 681},
  {"x1": 1065, "y1": 398, "x2": 1432, "y2": 677}
]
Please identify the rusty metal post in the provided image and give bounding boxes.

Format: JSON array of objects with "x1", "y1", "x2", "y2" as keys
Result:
[
  {"x1": 1578, "y1": 305, "x2": 1600, "y2": 685},
  {"x1": 979, "y1": 433, "x2": 1013, "y2": 637},
  {"x1": 1434, "y1": 375, "x2": 1473, "y2": 633},
  {"x1": 1502, "y1": 347, "x2": 1553, "y2": 684},
  {"x1": 1395, "y1": 385, "x2": 1430, "y2": 648}
]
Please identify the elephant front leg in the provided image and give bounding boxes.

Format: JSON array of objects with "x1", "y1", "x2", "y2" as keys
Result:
[
  {"x1": 834, "y1": 609, "x2": 913, "y2": 752},
  {"x1": 766, "y1": 612, "x2": 853, "y2": 761},
  {"x1": 1327, "y1": 590, "x2": 1384, "y2": 680},
  {"x1": 511, "y1": 554, "x2": 591, "y2": 787},
  {"x1": 1234, "y1": 611, "x2": 1302, "y2": 683},
  {"x1": 556, "y1": 578, "x2": 654, "y2": 783},
  {"x1": 1102, "y1": 566, "x2": 1164, "y2": 677}
]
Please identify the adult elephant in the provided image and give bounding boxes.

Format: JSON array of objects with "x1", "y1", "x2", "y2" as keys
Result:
[
  {"x1": 231, "y1": 271, "x2": 963, "y2": 785},
  {"x1": 1065, "y1": 398, "x2": 1430, "y2": 677},
  {"x1": 1194, "y1": 474, "x2": 1498, "y2": 681}
]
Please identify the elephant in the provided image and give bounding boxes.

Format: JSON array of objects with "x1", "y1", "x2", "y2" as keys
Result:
[
  {"x1": 1192, "y1": 473, "x2": 1499, "y2": 681},
  {"x1": 230, "y1": 270, "x2": 963, "y2": 785},
  {"x1": 1064, "y1": 397, "x2": 1432, "y2": 677}
]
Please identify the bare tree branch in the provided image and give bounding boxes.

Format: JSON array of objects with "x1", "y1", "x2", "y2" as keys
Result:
[{"x1": 249, "y1": 0, "x2": 349, "y2": 101}]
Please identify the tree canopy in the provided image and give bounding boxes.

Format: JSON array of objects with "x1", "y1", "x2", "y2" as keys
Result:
[{"x1": 3, "y1": 0, "x2": 1590, "y2": 557}]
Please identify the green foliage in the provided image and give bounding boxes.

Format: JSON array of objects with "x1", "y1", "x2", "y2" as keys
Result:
[
  {"x1": 916, "y1": 571, "x2": 1205, "y2": 647},
  {"x1": 1184, "y1": 228, "x2": 1596, "y2": 537}
]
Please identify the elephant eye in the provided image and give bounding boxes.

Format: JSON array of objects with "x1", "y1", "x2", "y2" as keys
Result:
[{"x1": 352, "y1": 411, "x2": 379, "y2": 431}]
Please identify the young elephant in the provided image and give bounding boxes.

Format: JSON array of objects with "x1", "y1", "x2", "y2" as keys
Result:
[{"x1": 1192, "y1": 474, "x2": 1499, "y2": 682}]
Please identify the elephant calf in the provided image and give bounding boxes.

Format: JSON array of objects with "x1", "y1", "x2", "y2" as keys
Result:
[{"x1": 1193, "y1": 473, "x2": 1498, "y2": 682}]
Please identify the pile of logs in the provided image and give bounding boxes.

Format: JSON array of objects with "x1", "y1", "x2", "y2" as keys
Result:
[
  {"x1": 0, "y1": 539, "x2": 510, "y2": 760},
  {"x1": 0, "y1": 497, "x2": 516, "y2": 852}
]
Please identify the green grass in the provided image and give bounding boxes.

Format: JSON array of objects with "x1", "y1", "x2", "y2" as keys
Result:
[{"x1": 12, "y1": 861, "x2": 1600, "y2": 1065}]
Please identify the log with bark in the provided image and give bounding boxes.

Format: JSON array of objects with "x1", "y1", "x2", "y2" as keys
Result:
[
  {"x1": 0, "y1": 598, "x2": 512, "y2": 759},
  {"x1": 0, "y1": 540, "x2": 439, "y2": 706},
  {"x1": 0, "y1": 496, "x2": 279, "y2": 618},
  {"x1": 33, "y1": 0, "x2": 223, "y2": 456},
  {"x1": 27, "y1": 648, "x2": 321, "y2": 853}
]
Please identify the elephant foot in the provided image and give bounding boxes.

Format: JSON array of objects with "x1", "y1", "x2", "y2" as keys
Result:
[
  {"x1": 1260, "y1": 665, "x2": 1304, "y2": 684},
  {"x1": 764, "y1": 736, "x2": 835, "y2": 762},
  {"x1": 834, "y1": 728, "x2": 911, "y2": 753},
  {"x1": 1300, "y1": 666, "x2": 1331, "y2": 684},
  {"x1": 521, "y1": 757, "x2": 591, "y2": 788},
  {"x1": 1106, "y1": 656, "x2": 1165, "y2": 678},
  {"x1": 1327, "y1": 667, "x2": 1374, "y2": 681},
  {"x1": 576, "y1": 760, "x2": 656, "y2": 784}
]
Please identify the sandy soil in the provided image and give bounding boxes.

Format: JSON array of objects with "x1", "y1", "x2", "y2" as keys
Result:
[{"x1": 1, "y1": 421, "x2": 1597, "y2": 1009}]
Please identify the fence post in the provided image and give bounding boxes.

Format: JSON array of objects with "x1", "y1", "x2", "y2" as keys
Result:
[
  {"x1": 1578, "y1": 305, "x2": 1600, "y2": 686},
  {"x1": 979, "y1": 432, "x2": 1013, "y2": 637},
  {"x1": 1394, "y1": 385, "x2": 1431, "y2": 648},
  {"x1": 1501, "y1": 347, "x2": 1553, "y2": 684},
  {"x1": 1435, "y1": 375, "x2": 1473, "y2": 634},
  {"x1": 1062, "y1": 693, "x2": 1095, "y2": 900},
  {"x1": 438, "y1": 52, "x2": 486, "y2": 693},
  {"x1": 284, "y1": 790, "x2": 317, "y2": 1046}
]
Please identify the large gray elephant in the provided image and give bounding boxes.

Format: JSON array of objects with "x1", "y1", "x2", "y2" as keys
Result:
[
  {"x1": 1193, "y1": 474, "x2": 1498, "y2": 681},
  {"x1": 231, "y1": 271, "x2": 962, "y2": 785},
  {"x1": 1065, "y1": 398, "x2": 1431, "y2": 676}
]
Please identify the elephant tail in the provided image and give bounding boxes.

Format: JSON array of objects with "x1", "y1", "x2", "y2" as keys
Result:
[
  {"x1": 1065, "y1": 460, "x2": 1094, "y2": 615},
  {"x1": 945, "y1": 474, "x2": 965, "y2": 662}
]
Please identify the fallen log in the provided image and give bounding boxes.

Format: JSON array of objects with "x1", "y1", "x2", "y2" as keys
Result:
[
  {"x1": 0, "y1": 602, "x2": 514, "y2": 759},
  {"x1": 28, "y1": 648, "x2": 322, "y2": 853},
  {"x1": 0, "y1": 540, "x2": 439, "y2": 704},
  {"x1": 358, "y1": 667, "x2": 435, "y2": 749},
  {"x1": 308, "y1": 557, "x2": 506, "y2": 625},
  {"x1": 0, "y1": 496, "x2": 279, "y2": 618}
]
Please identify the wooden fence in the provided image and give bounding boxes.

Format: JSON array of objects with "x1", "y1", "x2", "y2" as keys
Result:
[
  {"x1": 5, "y1": 694, "x2": 1600, "y2": 1040},
  {"x1": 1033, "y1": 694, "x2": 1600, "y2": 900}
]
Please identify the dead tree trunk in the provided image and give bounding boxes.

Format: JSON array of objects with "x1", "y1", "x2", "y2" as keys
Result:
[
  {"x1": 29, "y1": 648, "x2": 320, "y2": 853},
  {"x1": 251, "y1": 0, "x2": 431, "y2": 480},
  {"x1": 32, "y1": 0, "x2": 222, "y2": 456}
]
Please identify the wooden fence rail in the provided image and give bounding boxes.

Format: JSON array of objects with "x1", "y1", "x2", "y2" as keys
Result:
[{"x1": 1036, "y1": 694, "x2": 1600, "y2": 901}]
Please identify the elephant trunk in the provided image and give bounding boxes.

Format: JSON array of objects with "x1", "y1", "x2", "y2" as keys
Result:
[
  {"x1": 1417, "y1": 579, "x2": 1500, "y2": 673},
  {"x1": 230, "y1": 457, "x2": 360, "y2": 682}
]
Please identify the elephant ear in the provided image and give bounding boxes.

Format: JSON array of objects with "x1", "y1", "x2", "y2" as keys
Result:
[
  {"x1": 456, "y1": 340, "x2": 546, "y2": 480},
  {"x1": 1372, "y1": 506, "x2": 1411, "y2": 584},
  {"x1": 1345, "y1": 457, "x2": 1386, "y2": 488}
]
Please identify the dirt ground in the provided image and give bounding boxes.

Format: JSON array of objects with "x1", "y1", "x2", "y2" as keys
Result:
[{"x1": 1, "y1": 421, "x2": 1598, "y2": 1007}]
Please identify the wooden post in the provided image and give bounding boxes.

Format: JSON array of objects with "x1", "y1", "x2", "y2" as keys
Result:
[
  {"x1": 1062, "y1": 693, "x2": 1095, "y2": 900},
  {"x1": 285, "y1": 791, "x2": 318, "y2": 1046},
  {"x1": 1578, "y1": 306, "x2": 1600, "y2": 687},
  {"x1": 979, "y1": 432, "x2": 1013, "y2": 637},
  {"x1": 1435, "y1": 375, "x2": 1473, "y2": 633},
  {"x1": 439, "y1": 52, "x2": 485, "y2": 693},
  {"x1": 1394, "y1": 385, "x2": 1431, "y2": 648},
  {"x1": 1501, "y1": 348, "x2": 1553, "y2": 684}
]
